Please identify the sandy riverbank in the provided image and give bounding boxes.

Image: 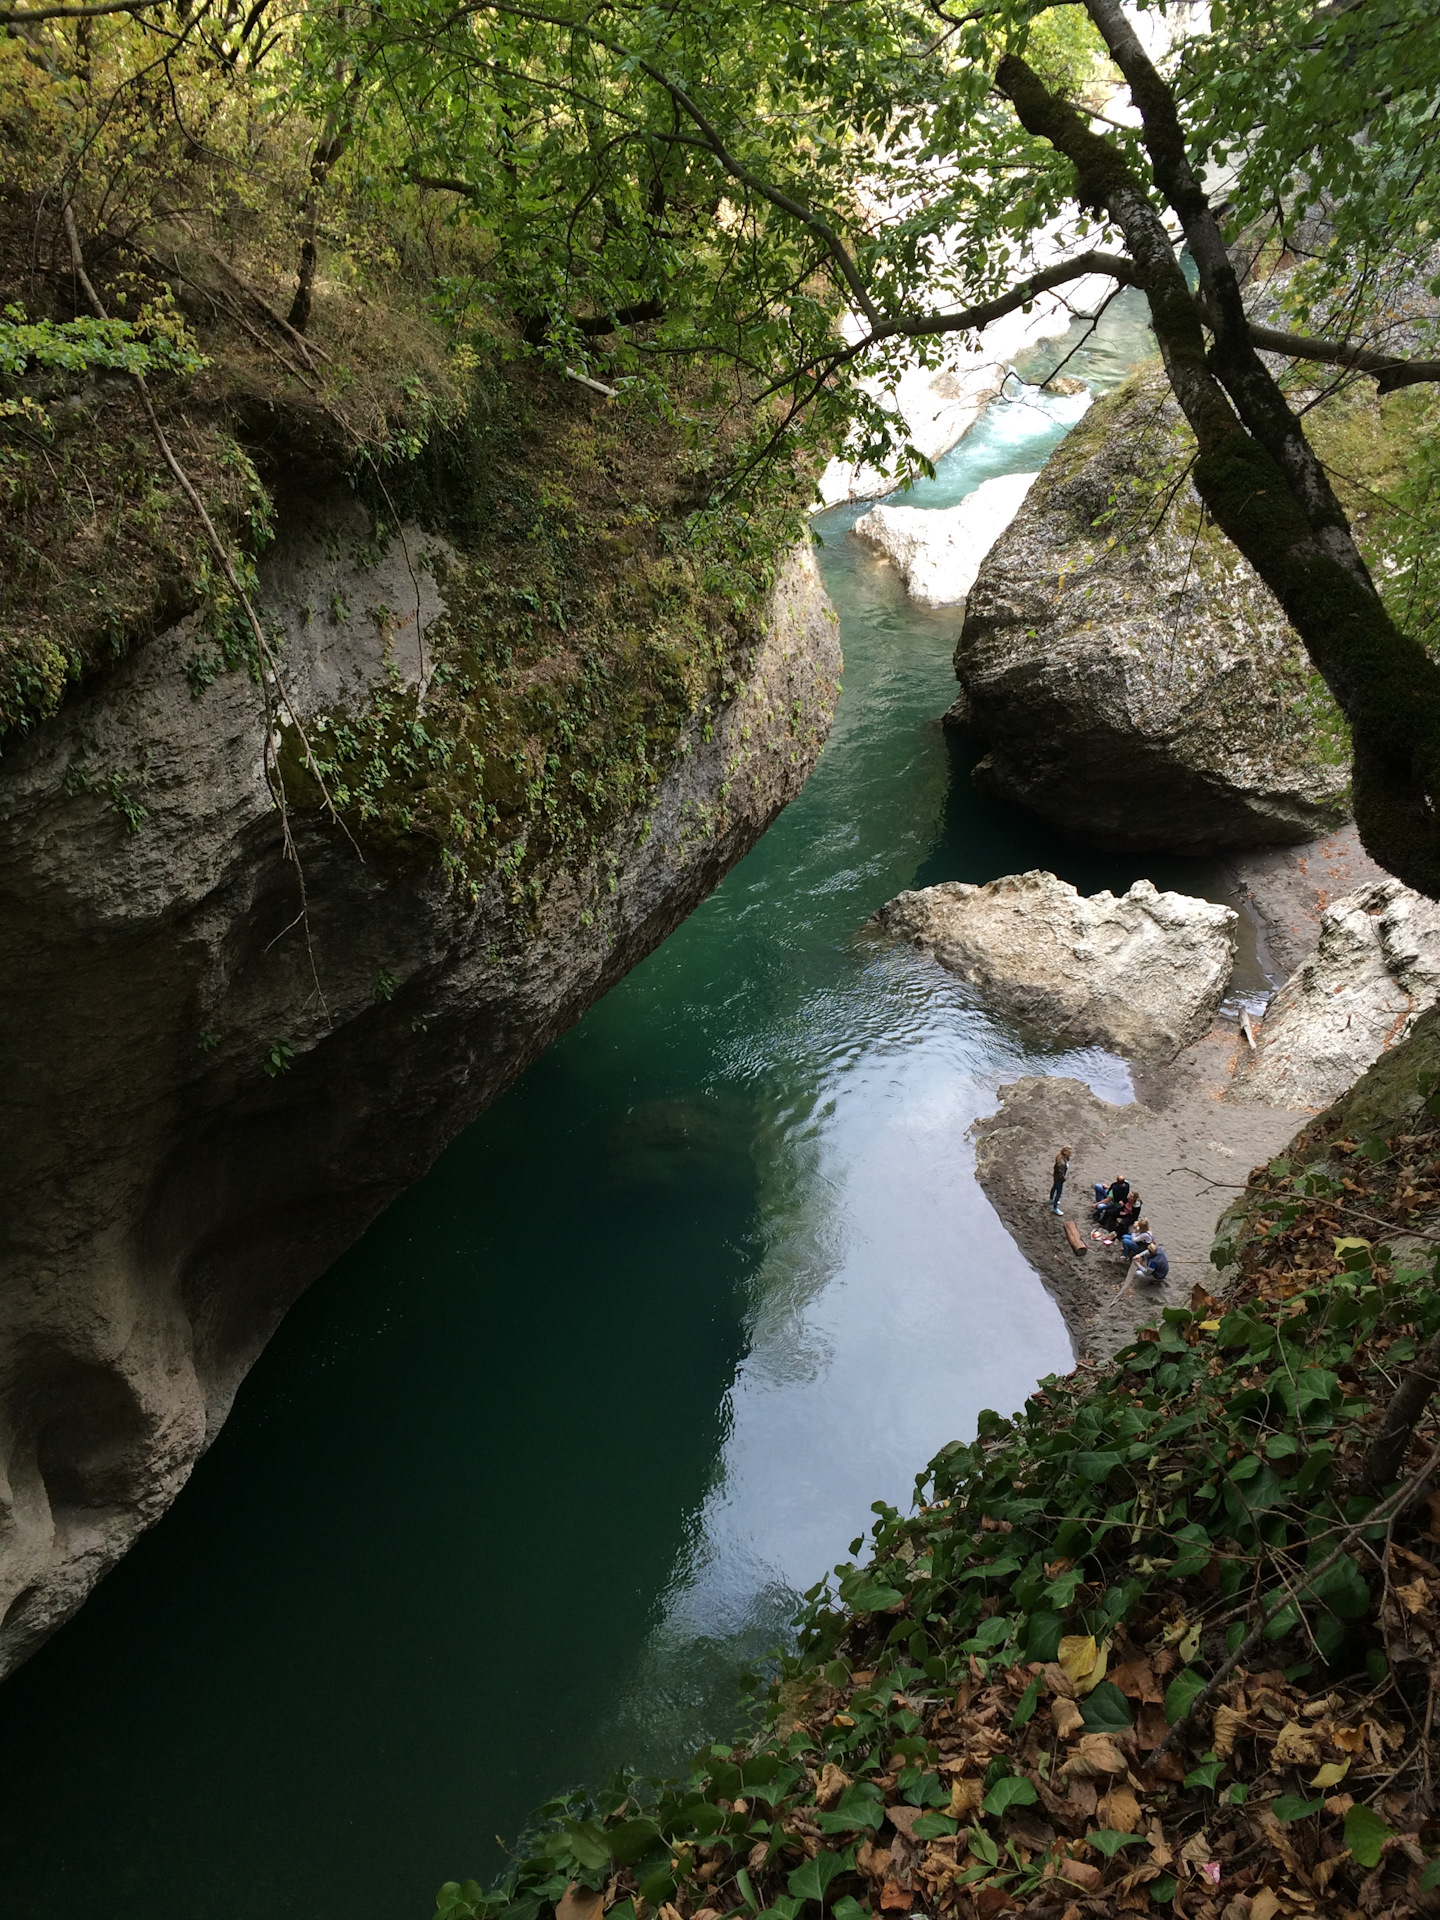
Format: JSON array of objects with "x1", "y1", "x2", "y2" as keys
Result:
[{"x1": 971, "y1": 826, "x2": 1387, "y2": 1361}]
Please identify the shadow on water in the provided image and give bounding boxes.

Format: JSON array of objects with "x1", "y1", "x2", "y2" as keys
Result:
[{"x1": 0, "y1": 288, "x2": 1196, "y2": 1920}]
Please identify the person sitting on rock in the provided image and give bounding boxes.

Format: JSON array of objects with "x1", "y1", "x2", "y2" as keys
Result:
[
  {"x1": 1120, "y1": 1216, "x2": 1154, "y2": 1262},
  {"x1": 1049, "y1": 1146, "x2": 1072, "y2": 1216},
  {"x1": 1132, "y1": 1243, "x2": 1170, "y2": 1285}
]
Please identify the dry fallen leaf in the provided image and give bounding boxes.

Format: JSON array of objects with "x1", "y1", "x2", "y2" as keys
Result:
[
  {"x1": 1212, "y1": 1703, "x2": 1242, "y2": 1758},
  {"x1": 1249, "y1": 1892, "x2": 1282, "y2": 1920},
  {"x1": 1051, "y1": 1696, "x2": 1085, "y2": 1740},
  {"x1": 1063, "y1": 1733, "x2": 1127, "y2": 1778},
  {"x1": 1099, "y1": 1784, "x2": 1142, "y2": 1833},
  {"x1": 556, "y1": 1889, "x2": 603, "y2": 1920},
  {"x1": 1272, "y1": 1721, "x2": 1321, "y2": 1767},
  {"x1": 856, "y1": 1839, "x2": 889, "y2": 1882},
  {"x1": 1178, "y1": 1831, "x2": 1212, "y2": 1867},
  {"x1": 1049, "y1": 1858, "x2": 1103, "y2": 1892},
  {"x1": 886, "y1": 1806, "x2": 927, "y2": 1842},
  {"x1": 878, "y1": 1879, "x2": 913, "y2": 1912},
  {"x1": 1041, "y1": 1662, "x2": 1076, "y2": 1701},
  {"x1": 1396, "y1": 1577, "x2": 1432, "y2": 1616},
  {"x1": 948, "y1": 1777, "x2": 982, "y2": 1819},
  {"x1": 815, "y1": 1763, "x2": 852, "y2": 1810},
  {"x1": 1332, "y1": 1723, "x2": 1367, "y2": 1754},
  {"x1": 1109, "y1": 1657, "x2": 1162, "y2": 1704}
]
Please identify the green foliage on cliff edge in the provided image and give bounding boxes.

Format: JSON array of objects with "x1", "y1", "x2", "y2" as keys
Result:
[
  {"x1": 0, "y1": 24, "x2": 816, "y2": 784},
  {"x1": 275, "y1": 355, "x2": 813, "y2": 898},
  {"x1": 444, "y1": 1012, "x2": 1440, "y2": 1919}
]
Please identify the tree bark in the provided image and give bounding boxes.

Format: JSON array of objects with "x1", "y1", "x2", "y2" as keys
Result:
[
  {"x1": 1364, "y1": 1324, "x2": 1440, "y2": 1492},
  {"x1": 995, "y1": 42, "x2": 1440, "y2": 901}
]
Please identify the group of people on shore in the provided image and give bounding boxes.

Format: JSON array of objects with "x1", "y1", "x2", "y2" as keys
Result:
[{"x1": 1048, "y1": 1149, "x2": 1171, "y2": 1287}]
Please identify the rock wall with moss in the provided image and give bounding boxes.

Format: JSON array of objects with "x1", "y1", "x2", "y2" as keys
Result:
[
  {"x1": 947, "y1": 366, "x2": 1438, "y2": 854},
  {"x1": 0, "y1": 171, "x2": 842, "y2": 1674}
]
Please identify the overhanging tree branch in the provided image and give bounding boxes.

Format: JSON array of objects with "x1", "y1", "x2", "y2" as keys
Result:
[{"x1": 999, "y1": 26, "x2": 1440, "y2": 901}]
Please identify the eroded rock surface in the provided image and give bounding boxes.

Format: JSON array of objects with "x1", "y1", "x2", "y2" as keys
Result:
[
  {"x1": 850, "y1": 471, "x2": 1042, "y2": 607},
  {"x1": 0, "y1": 512, "x2": 840, "y2": 1676},
  {"x1": 949, "y1": 370, "x2": 1351, "y2": 851},
  {"x1": 1230, "y1": 879, "x2": 1440, "y2": 1109},
  {"x1": 873, "y1": 870, "x2": 1236, "y2": 1063}
]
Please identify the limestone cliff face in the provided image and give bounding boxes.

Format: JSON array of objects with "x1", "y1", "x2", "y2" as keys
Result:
[
  {"x1": 948, "y1": 370, "x2": 1351, "y2": 853},
  {"x1": 0, "y1": 506, "x2": 840, "y2": 1675}
]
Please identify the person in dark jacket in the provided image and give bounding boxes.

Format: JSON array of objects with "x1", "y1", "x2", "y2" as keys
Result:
[
  {"x1": 1097, "y1": 1177, "x2": 1131, "y2": 1228},
  {"x1": 1049, "y1": 1146, "x2": 1072, "y2": 1215}
]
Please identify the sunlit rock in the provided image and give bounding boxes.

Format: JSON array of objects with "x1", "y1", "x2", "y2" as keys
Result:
[
  {"x1": 850, "y1": 470, "x2": 1043, "y2": 607},
  {"x1": 1230, "y1": 879, "x2": 1440, "y2": 1109},
  {"x1": 874, "y1": 869, "x2": 1237, "y2": 1063}
]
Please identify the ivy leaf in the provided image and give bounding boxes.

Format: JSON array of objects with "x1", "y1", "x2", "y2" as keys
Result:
[
  {"x1": 912, "y1": 1811, "x2": 958, "y2": 1840},
  {"x1": 816, "y1": 1782, "x2": 886, "y2": 1833},
  {"x1": 1163, "y1": 1668, "x2": 1207, "y2": 1725},
  {"x1": 846, "y1": 1580, "x2": 904, "y2": 1613},
  {"x1": 1419, "y1": 1858, "x2": 1440, "y2": 1894},
  {"x1": 787, "y1": 1850, "x2": 850, "y2": 1904},
  {"x1": 1271, "y1": 1795, "x2": 1324, "y2": 1823},
  {"x1": 1344, "y1": 1803, "x2": 1393, "y2": 1868},
  {"x1": 1086, "y1": 1830, "x2": 1146, "y2": 1859},
  {"x1": 1078, "y1": 1681, "x2": 1133, "y2": 1732},
  {"x1": 1073, "y1": 1451, "x2": 1124, "y2": 1483},
  {"x1": 982, "y1": 1775, "x2": 1038, "y2": 1817},
  {"x1": 1010, "y1": 1677, "x2": 1042, "y2": 1728}
]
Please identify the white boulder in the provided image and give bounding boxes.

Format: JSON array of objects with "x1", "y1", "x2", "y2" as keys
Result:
[
  {"x1": 851, "y1": 471, "x2": 1044, "y2": 607},
  {"x1": 874, "y1": 870, "x2": 1237, "y2": 1062},
  {"x1": 1230, "y1": 878, "x2": 1440, "y2": 1109}
]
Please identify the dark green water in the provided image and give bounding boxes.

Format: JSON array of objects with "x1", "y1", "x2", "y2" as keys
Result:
[{"x1": 0, "y1": 296, "x2": 1252, "y2": 1918}]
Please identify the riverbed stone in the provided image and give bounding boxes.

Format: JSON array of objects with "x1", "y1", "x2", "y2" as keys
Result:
[
  {"x1": 873, "y1": 869, "x2": 1237, "y2": 1063},
  {"x1": 1229, "y1": 877, "x2": 1440, "y2": 1109},
  {"x1": 850, "y1": 471, "x2": 1042, "y2": 606},
  {"x1": 948, "y1": 368, "x2": 1351, "y2": 852}
]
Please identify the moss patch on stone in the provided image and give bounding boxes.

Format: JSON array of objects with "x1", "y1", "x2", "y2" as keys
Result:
[{"x1": 278, "y1": 361, "x2": 811, "y2": 895}]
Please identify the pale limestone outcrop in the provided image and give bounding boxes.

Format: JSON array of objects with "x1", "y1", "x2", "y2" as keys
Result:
[
  {"x1": 1230, "y1": 879, "x2": 1440, "y2": 1109},
  {"x1": 851, "y1": 471, "x2": 1042, "y2": 607},
  {"x1": 0, "y1": 507, "x2": 840, "y2": 1676},
  {"x1": 949, "y1": 370, "x2": 1351, "y2": 852},
  {"x1": 874, "y1": 870, "x2": 1237, "y2": 1063}
]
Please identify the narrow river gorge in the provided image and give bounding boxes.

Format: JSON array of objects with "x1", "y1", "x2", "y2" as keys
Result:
[{"x1": 0, "y1": 296, "x2": 1271, "y2": 1918}]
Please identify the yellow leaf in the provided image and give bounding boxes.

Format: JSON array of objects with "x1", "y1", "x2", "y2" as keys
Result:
[
  {"x1": 1199, "y1": 1319, "x2": 1221, "y2": 1332},
  {"x1": 1308, "y1": 1760, "x2": 1350, "y2": 1789},
  {"x1": 1058, "y1": 1635, "x2": 1098, "y2": 1683},
  {"x1": 1058, "y1": 1634, "x2": 1111, "y2": 1695},
  {"x1": 1178, "y1": 1621, "x2": 1202, "y2": 1664}
]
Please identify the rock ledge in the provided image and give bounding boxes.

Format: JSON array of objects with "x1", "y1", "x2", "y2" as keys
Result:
[{"x1": 874, "y1": 870, "x2": 1237, "y2": 1063}]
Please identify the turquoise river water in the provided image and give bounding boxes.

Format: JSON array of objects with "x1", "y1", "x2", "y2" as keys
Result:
[{"x1": 0, "y1": 295, "x2": 1256, "y2": 1917}]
